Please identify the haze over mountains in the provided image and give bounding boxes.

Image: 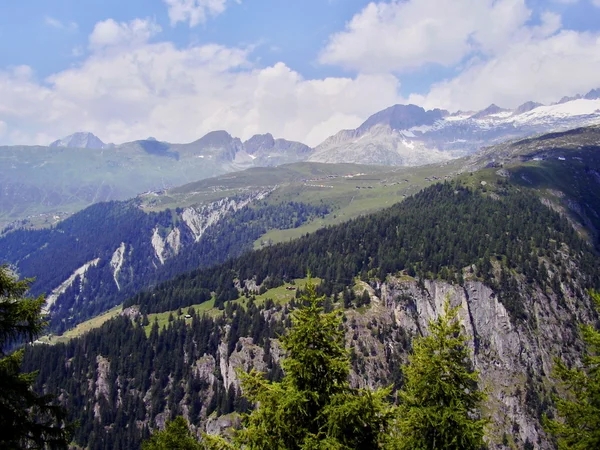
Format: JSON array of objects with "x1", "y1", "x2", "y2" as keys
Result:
[{"x1": 1, "y1": 89, "x2": 599, "y2": 229}]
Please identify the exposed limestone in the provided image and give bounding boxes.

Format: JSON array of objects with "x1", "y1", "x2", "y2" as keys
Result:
[
  {"x1": 205, "y1": 413, "x2": 241, "y2": 436},
  {"x1": 166, "y1": 228, "x2": 181, "y2": 255},
  {"x1": 93, "y1": 355, "x2": 111, "y2": 420},
  {"x1": 151, "y1": 227, "x2": 166, "y2": 264},
  {"x1": 110, "y1": 242, "x2": 126, "y2": 290},
  {"x1": 182, "y1": 191, "x2": 272, "y2": 242},
  {"x1": 45, "y1": 258, "x2": 100, "y2": 311}
]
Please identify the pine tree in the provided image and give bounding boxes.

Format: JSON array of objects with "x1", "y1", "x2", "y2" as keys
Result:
[
  {"x1": 205, "y1": 278, "x2": 397, "y2": 449},
  {"x1": 396, "y1": 301, "x2": 487, "y2": 450},
  {"x1": 544, "y1": 291, "x2": 600, "y2": 449},
  {"x1": 0, "y1": 265, "x2": 72, "y2": 449},
  {"x1": 143, "y1": 416, "x2": 202, "y2": 450}
]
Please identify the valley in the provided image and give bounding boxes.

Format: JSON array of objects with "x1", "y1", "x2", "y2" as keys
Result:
[
  {"x1": 2, "y1": 98, "x2": 600, "y2": 450},
  {"x1": 3, "y1": 3, "x2": 600, "y2": 449}
]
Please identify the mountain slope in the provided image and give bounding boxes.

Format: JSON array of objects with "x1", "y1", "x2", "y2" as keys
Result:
[
  {"x1": 22, "y1": 181, "x2": 600, "y2": 449},
  {"x1": 4, "y1": 125, "x2": 600, "y2": 335},
  {"x1": 0, "y1": 193, "x2": 327, "y2": 333},
  {"x1": 0, "y1": 132, "x2": 312, "y2": 229}
]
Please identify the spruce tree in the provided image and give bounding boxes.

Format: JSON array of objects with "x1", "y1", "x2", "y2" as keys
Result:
[
  {"x1": 143, "y1": 416, "x2": 202, "y2": 450},
  {"x1": 205, "y1": 278, "x2": 397, "y2": 449},
  {"x1": 0, "y1": 265, "x2": 72, "y2": 449},
  {"x1": 396, "y1": 301, "x2": 487, "y2": 450},
  {"x1": 544, "y1": 291, "x2": 600, "y2": 449}
]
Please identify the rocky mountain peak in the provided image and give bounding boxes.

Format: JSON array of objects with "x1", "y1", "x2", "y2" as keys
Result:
[
  {"x1": 244, "y1": 133, "x2": 276, "y2": 154},
  {"x1": 584, "y1": 88, "x2": 600, "y2": 100},
  {"x1": 358, "y1": 104, "x2": 446, "y2": 133},
  {"x1": 470, "y1": 104, "x2": 508, "y2": 119},
  {"x1": 49, "y1": 132, "x2": 108, "y2": 149},
  {"x1": 194, "y1": 130, "x2": 235, "y2": 147},
  {"x1": 514, "y1": 101, "x2": 544, "y2": 114}
]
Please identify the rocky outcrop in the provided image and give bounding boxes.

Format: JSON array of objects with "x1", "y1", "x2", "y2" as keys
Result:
[
  {"x1": 110, "y1": 242, "x2": 126, "y2": 290},
  {"x1": 338, "y1": 275, "x2": 594, "y2": 449},
  {"x1": 181, "y1": 192, "x2": 271, "y2": 243},
  {"x1": 44, "y1": 258, "x2": 100, "y2": 311},
  {"x1": 93, "y1": 355, "x2": 111, "y2": 420},
  {"x1": 211, "y1": 274, "x2": 594, "y2": 448}
]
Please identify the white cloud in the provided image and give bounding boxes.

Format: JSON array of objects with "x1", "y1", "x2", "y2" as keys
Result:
[
  {"x1": 320, "y1": 0, "x2": 599, "y2": 113},
  {"x1": 409, "y1": 29, "x2": 600, "y2": 111},
  {"x1": 163, "y1": 0, "x2": 228, "y2": 27},
  {"x1": 45, "y1": 16, "x2": 78, "y2": 31},
  {"x1": 319, "y1": 0, "x2": 531, "y2": 73},
  {"x1": 89, "y1": 18, "x2": 161, "y2": 50},
  {"x1": 0, "y1": 20, "x2": 402, "y2": 147},
  {"x1": 592, "y1": 0, "x2": 600, "y2": 7}
]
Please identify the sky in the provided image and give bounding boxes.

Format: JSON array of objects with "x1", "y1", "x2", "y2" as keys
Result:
[{"x1": 0, "y1": 0, "x2": 599, "y2": 147}]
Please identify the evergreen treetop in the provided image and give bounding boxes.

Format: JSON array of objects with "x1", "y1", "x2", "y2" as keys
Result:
[
  {"x1": 396, "y1": 301, "x2": 488, "y2": 450},
  {"x1": 206, "y1": 278, "x2": 397, "y2": 450},
  {"x1": 0, "y1": 265, "x2": 72, "y2": 449},
  {"x1": 544, "y1": 291, "x2": 600, "y2": 449}
]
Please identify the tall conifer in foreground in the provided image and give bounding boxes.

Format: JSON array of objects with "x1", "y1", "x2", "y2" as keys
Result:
[
  {"x1": 395, "y1": 301, "x2": 487, "y2": 450},
  {"x1": 0, "y1": 265, "x2": 72, "y2": 449},
  {"x1": 544, "y1": 291, "x2": 600, "y2": 449},
  {"x1": 204, "y1": 278, "x2": 397, "y2": 449}
]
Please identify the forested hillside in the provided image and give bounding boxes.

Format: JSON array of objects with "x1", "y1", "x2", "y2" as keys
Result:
[
  {"x1": 22, "y1": 181, "x2": 600, "y2": 449},
  {"x1": 0, "y1": 197, "x2": 327, "y2": 332},
  {"x1": 128, "y1": 182, "x2": 598, "y2": 320}
]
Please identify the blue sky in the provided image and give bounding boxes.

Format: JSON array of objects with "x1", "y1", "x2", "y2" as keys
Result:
[{"x1": 0, "y1": 0, "x2": 599, "y2": 146}]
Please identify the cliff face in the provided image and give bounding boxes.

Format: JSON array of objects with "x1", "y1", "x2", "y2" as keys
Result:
[
  {"x1": 25, "y1": 268, "x2": 597, "y2": 449},
  {"x1": 206, "y1": 274, "x2": 594, "y2": 449}
]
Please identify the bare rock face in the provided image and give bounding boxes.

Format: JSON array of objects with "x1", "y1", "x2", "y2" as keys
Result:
[
  {"x1": 205, "y1": 413, "x2": 241, "y2": 436},
  {"x1": 93, "y1": 355, "x2": 111, "y2": 420},
  {"x1": 343, "y1": 275, "x2": 594, "y2": 449},
  {"x1": 188, "y1": 271, "x2": 593, "y2": 448}
]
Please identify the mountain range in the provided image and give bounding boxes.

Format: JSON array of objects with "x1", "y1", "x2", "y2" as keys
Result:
[
  {"x1": 3, "y1": 79, "x2": 600, "y2": 448},
  {"x1": 13, "y1": 125, "x2": 600, "y2": 447},
  {"x1": 1, "y1": 89, "x2": 599, "y2": 229}
]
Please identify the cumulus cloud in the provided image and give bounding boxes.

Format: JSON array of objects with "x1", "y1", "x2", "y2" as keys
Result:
[
  {"x1": 320, "y1": 0, "x2": 600, "y2": 112},
  {"x1": 319, "y1": 0, "x2": 531, "y2": 73},
  {"x1": 163, "y1": 0, "x2": 229, "y2": 27},
  {"x1": 89, "y1": 18, "x2": 162, "y2": 50},
  {"x1": 0, "y1": 21, "x2": 402, "y2": 147},
  {"x1": 409, "y1": 29, "x2": 600, "y2": 111}
]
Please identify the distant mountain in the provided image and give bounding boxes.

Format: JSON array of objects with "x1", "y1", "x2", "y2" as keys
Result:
[
  {"x1": 310, "y1": 92, "x2": 600, "y2": 166},
  {"x1": 0, "y1": 131, "x2": 313, "y2": 229},
  {"x1": 5, "y1": 89, "x2": 600, "y2": 229},
  {"x1": 49, "y1": 132, "x2": 111, "y2": 149},
  {"x1": 469, "y1": 103, "x2": 509, "y2": 119},
  {"x1": 243, "y1": 133, "x2": 312, "y2": 166},
  {"x1": 514, "y1": 101, "x2": 543, "y2": 114},
  {"x1": 584, "y1": 88, "x2": 600, "y2": 100}
]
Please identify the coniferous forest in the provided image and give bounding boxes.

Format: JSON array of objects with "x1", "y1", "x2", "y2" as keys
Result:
[
  {"x1": 17, "y1": 180, "x2": 600, "y2": 449},
  {"x1": 0, "y1": 198, "x2": 328, "y2": 333}
]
